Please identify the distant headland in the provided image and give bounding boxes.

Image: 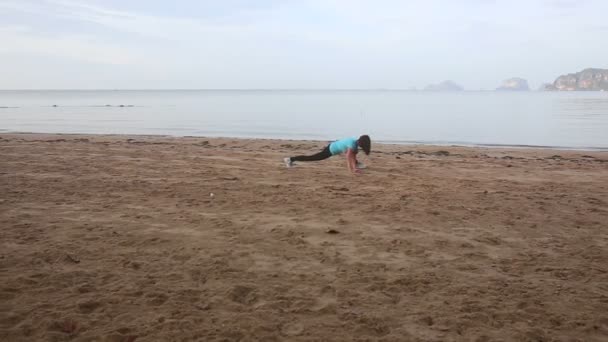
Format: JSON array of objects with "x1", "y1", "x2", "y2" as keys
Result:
[
  {"x1": 496, "y1": 78, "x2": 530, "y2": 91},
  {"x1": 543, "y1": 68, "x2": 608, "y2": 91},
  {"x1": 424, "y1": 80, "x2": 464, "y2": 91},
  {"x1": 419, "y1": 68, "x2": 607, "y2": 92}
]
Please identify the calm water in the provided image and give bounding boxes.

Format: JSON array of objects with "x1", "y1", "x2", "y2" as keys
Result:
[{"x1": 1, "y1": 90, "x2": 607, "y2": 149}]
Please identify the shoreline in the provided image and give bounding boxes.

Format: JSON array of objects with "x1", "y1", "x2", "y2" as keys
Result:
[
  {"x1": 2, "y1": 88, "x2": 608, "y2": 92},
  {"x1": 3, "y1": 131, "x2": 608, "y2": 152}
]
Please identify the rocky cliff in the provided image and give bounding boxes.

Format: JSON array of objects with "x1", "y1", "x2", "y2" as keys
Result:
[
  {"x1": 496, "y1": 78, "x2": 529, "y2": 91},
  {"x1": 424, "y1": 80, "x2": 464, "y2": 91},
  {"x1": 549, "y1": 68, "x2": 608, "y2": 91}
]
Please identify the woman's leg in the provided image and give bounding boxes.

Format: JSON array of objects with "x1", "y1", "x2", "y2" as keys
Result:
[{"x1": 291, "y1": 145, "x2": 332, "y2": 162}]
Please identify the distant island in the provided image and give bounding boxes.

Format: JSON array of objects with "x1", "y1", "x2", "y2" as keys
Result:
[
  {"x1": 496, "y1": 78, "x2": 529, "y2": 91},
  {"x1": 424, "y1": 80, "x2": 464, "y2": 91},
  {"x1": 543, "y1": 68, "x2": 608, "y2": 91}
]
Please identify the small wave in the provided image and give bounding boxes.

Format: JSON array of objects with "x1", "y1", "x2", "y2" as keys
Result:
[
  {"x1": 94, "y1": 105, "x2": 135, "y2": 108},
  {"x1": 44, "y1": 105, "x2": 139, "y2": 108},
  {"x1": 378, "y1": 139, "x2": 608, "y2": 152}
]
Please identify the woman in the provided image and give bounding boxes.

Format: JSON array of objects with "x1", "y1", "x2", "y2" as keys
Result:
[{"x1": 283, "y1": 135, "x2": 371, "y2": 174}]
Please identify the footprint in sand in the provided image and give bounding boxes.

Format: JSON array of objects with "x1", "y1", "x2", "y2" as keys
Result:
[
  {"x1": 228, "y1": 285, "x2": 258, "y2": 305},
  {"x1": 292, "y1": 285, "x2": 336, "y2": 314},
  {"x1": 48, "y1": 318, "x2": 78, "y2": 334},
  {"x1": 1, "y1": 311, "x2": 28, "y2": 328},
  {"x1": 145, "y1": 292, "x2": 169, "y2": 306},
  {"x1": 281, "y1": 322, "x2": 304, "y2": 336},
  {"x1": 78, "y1": 300, "x2": 103, "y2": 313},
  {"x1": 474, "y1": 235, "x2": 503, "y2": 246},
  {"x1": 353, "y1": 315, "x2": 391, "y2": 337}
]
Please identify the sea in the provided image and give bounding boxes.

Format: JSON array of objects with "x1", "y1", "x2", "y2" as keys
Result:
[{"x1": 1, "y1": 90, "x2": 607, "y2": 150}]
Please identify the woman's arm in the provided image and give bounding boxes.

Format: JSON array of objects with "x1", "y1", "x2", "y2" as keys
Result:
[{"x1": 345, "y1": 148, "x2": 360, "y2": 173}]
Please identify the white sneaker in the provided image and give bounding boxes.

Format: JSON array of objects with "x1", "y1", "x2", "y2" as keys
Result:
[
  {"x1": 356, "y1": 161, "x2": 366, "y2": 169},
  {"x1": 284, "y1": 157, "x2": 294, "y2": 168}
]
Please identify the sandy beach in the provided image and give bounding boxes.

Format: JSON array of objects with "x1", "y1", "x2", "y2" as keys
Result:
[{"x1": 1, "y1": 133, "x2": 607, "y2": 341}]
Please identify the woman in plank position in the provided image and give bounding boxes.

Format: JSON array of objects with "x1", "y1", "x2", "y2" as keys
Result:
[{"x1": 283, "y1": 135, "x2": 371, "y2": 174}]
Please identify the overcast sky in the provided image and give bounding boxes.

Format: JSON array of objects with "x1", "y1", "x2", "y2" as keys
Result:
[{"x1": 0, "y1": 0, "x2": 606, "y2": 89}]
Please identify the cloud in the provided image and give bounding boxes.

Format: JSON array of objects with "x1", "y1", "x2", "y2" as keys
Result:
[
  {"x1": 0, "y1": 0, "x2": 606, "y2": 89},
  {"x1": 0, "y1": 25, "x2": 141, "y2": 65},
  {"x1": 45, "y1": 0, "x2": 306, "y2": 42},
  {"x1": 546, "y1": 0, "x2": 587, "y2": 9}
]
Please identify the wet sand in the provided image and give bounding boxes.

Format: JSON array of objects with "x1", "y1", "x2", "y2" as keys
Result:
[{"x1": 1, "y1": 133, "x2": 607, "y2": 341}]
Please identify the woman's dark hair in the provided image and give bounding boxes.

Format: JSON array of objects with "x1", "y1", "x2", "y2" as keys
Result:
[{"x1": 358, "y1": 135, "x2": 371, "y2": 155}]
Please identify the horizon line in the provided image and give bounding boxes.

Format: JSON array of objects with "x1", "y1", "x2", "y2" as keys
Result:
[{"x1": 0, "y1": 88, "x2": 537, "y2": 92}]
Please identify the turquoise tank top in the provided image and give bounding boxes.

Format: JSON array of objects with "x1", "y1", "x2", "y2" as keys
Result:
[{"x1": 329, "y1": 137, "x2": 357, "y2": 155}]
